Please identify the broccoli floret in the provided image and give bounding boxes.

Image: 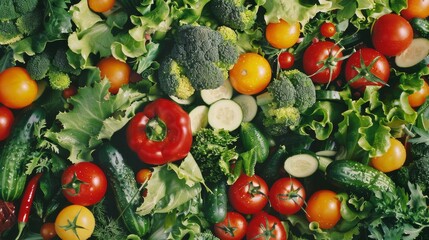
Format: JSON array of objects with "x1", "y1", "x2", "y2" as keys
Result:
[
  {"x1": 209, "y1": 0, "x2": 259, "y2": 31},
  {"x1": 48, "y1": 70, "x2": 71, "y2": 91},
  {"x1": 408, "y1": 157, "x2": 429, "y2": 195},
  {"x1": 15, "y1": 9, "x2": 43, "y2": 36},
  {"x1": 158, "y1": 25, "x2": 239, "y2": 99},
  {"x1": 193, "y1": 230, "x2": 220, "y2": 240},
  {"x1": 410, "y1": 142, "x2": 429, "y2": 160},
  {"x1": 217, "y1": 26, "x2": 238, "y2": 43},
  {"x1": 0, "y1": 0, "x2": 19, "y2": 21},
  {"x1": 0, "y1": 20, "x2": 23, "y2": 45},
  {"x1": 52, "y1": 48, "x2": 82, "y2": 76},
  {"x1": 191, "y1": 128, "x2": 238, "y2": 185},
  {"x1": 389, "y1": 167, "x2": 410, "y2": 189},
  {"x1": 158, "y1": 58, "x2": 195, "y2": 100},
  {"x1": 13, "y1": 0, "x2": 39, "y2": 15},
  {"x1": 26, "y1": 52, "x2": 51, "y2": 80},
  {"x1": 257, "y1": 69, "x2": 316, "y2": 136}
]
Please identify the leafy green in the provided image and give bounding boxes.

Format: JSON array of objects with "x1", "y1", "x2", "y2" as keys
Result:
[{"x1": 45, "y1": 79, "x2": 148, "y2": 163}]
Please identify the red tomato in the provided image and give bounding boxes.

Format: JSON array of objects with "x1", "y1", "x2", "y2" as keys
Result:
[
  {"x1": 371, "y1": 14, "x2": 413, "y2": 57},
  {"x1": 136, "y1": 168, "x2": 152, "y2": 184},
  {"x1": 0, "y1": 67, "x2": 38, "y2": 109},
  {"x1": 344, "y1": 48, "x2": 390, "y2": 92},
  {"x1": 0, "y1": 106, "x2": 14, "y2": 141},
  {"x1": 401, "y1": 0, "x2": 429, "y2": 20},
  {"x1": 97, "y1": 56, "x2": 131, "y2": 94},
  {"x1": 88, "y1": 0, "x2": 116, "y2": 13},
  {"x1": 62, "y1": 85, "x2": 77, "y2": 99},
  {"x1": 320, "y1": 22, "x2": 336, "y2": 38},
  {"x1": 269, "y1": 177, "x2": 306, "y2": 215},
  {"x1": 213, "y1": 211, "x2": 247, "y2": 240},
  {"x1": 61, "y1": 162, "x2": 107, "y2": 206},
  {"x1": 246, "y1": 212, "x2": 287, "y2": 240},
  {"x1": 228, "y1": 174, "x2": 269, "y2": 215},
  {"x1": 305, "y1": 190, "x2": 341, "y2": 230},
  {"x1": 40, "y1": 222, "x2": 57, "y2": 240},
  {"x1": 278, "y1": 52, "x2": 295, "y2": 70},
  {"x1": 302, "y1": 41, "x2": 344, "y2": 84},
  {"x1": 408, "y1": 80, "x2": 429, "y2": 108}
]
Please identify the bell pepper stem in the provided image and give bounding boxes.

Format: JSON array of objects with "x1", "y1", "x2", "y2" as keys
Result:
[{"x1": 146, "y1": 117, "x2": 167, "y2": 141}]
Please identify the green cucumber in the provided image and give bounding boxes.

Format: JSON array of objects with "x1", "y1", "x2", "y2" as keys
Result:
[
  {"x1": 326, "y1": 160, "x2": 395, "y2": 193},
  {"x1": 95, "y1": 143, "x2": 150, "y2": 237},
  {"x1": 240, "y1": 122, "x2": 270, "y2": 163},
  {"x1": 0, "y1": 106, "x2": 46, "y2": 202},
  {"x1": 315, "y1": 90, "x2": 341, "y2": 101},
  {"x1": 203, "y1": 182, "x2": 227, "y2": 224},
  {"x1": 257, "y1": 145, "x2": 287, "y2": 186},
  {"x1": 410, "y1": 18, "x2": 429, "y2": 38}
]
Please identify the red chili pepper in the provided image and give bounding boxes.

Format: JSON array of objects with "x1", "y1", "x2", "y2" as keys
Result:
[
  {"x1": 126, "y1": 98, "x2": 193, "y2": 165},
  {"x1": 15, "y1": 173, "x2": 42, "y2": 240}
]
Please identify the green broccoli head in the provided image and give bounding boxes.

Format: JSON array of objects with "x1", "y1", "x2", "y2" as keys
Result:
[
  {"x1": 408, "y1": 157, "x2": 429, "y2": 195},
  {"x1": 0, "y1": 20, "x2": 23, "y2": 45},
  {"x1": 48, "y1": 70, "x2": 71, "y2": 91},
  {"x1": 267, "y1": 76, "x2": 297, "y2": 108},
  {"x1": 209, "y1": 0, "x2": 259, "y2": 31},
  {"x1": 15, "y1": 9, "x2": 43, "y2": 36},
  {"x1": 159, "y1": 25, "x2": 239, "y2": 99},
  {"x1": 262, "y1": 105, "x2": 301, "y2": 136},
  {"x1": 26, "y1": 52, "x2": 51, "y2": 81},
  {"x1": 0, "y1": 0, "x2": 39, "y2": 21},
  {"x1": 13, "y1": 0, "x2": 39, "y2": 15},
  {"x1": 158, "y1": 58, "x2": 195, "y2": 100},
  {"x1": 284, "y1": 70, "x2": 316, "y2": 112},
  {"x1": 194, "y1": 230, "x2": 220, "y2": 240},
  {"x1": 217, "y1": 25, "x2": 238, "y2": 43},
  {"x1": 52, "y1": 48, "x2": 82, "y2": 76}
]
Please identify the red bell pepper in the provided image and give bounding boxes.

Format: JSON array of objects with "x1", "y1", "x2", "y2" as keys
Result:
[{"x1": 126, "y1": 98, "x2": 193, "y2": 165}]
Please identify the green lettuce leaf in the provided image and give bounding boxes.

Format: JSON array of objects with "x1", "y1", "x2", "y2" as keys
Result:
[{"x1": 45, "y1": 79, "x2": 147, "y2": 163}]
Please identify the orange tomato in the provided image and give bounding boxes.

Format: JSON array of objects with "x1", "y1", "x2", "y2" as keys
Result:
[
  {"x1": 400, "y1": 0, "x2": 429, "y2": 20},
  {"x1": 408, "y1": 80, "x2": 429, "y2": 108},
  {"x1": 229, "y1": 53, "x2": 272, "y2": 95},
  {"x1": 97, "y1": 56, "x2": 131, "y2": 94},
  {"x1": 265, "y1": 19, "x2": 301, "y2": 49},
  {"x1": 88, "y1": 0, "x2": 116, "y2": 13},
  {"x1": 371, "y1": 138, "x2": 406, "y2": 173},
  {"x1": 0, "y1": 67, "x2": 38, "y2": 109},
  {"x1": 136, "y1": 168, "x2": 152, "y2": 184},
  {"x1": 305, "y1": 190, "x2": 341, "y2": 230}
]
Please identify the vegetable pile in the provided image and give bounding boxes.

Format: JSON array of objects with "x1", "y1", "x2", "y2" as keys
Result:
[{"x1": 0, "y1": 0, "x2": 429, "y2": 239}]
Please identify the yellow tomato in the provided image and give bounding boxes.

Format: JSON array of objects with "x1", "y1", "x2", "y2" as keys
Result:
[
  {"x1": 0, "y1": 67, "x2": 38, "y2": 109},
  {"x1": 229, "y1": 53, "x2": 272, "y2": 95},
  {"x1": 265, "y1": 19, "x2": 301, "y2": 49},
  {"x1": 55, "y1": 205, "x2": 95, "y2": 240},
  {"x1": 371, "y1": 138, "x2": 406, "y2": 173}
]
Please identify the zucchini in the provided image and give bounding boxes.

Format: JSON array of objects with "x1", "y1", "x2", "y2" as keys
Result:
[
  {"x1": 257, "y1": 145, "x2": 287, "y2": 186},
  {"x1": 240, "y1": 122, "x2": 270, "y2": 163},
  {"x1": 95, "y1": 143, "x2": 150, "y2": 237},
  {"x1": 232, "y1": 94, "x2": 258, "y2": 122},
  {"x1": 200, "y1": 79, "x2": 234, "y2": 105},
  {"x1": 283, "y1": 153, "x2": 319, "y2": 178},
  {"x1": 188, "y1": 105, "x2": 209, "y2": 135},
  {"x1": 326, "y1": 160, "x2": 396, "y2": 193},
  {"x1": 0, "y1": 106, "x2": 46, "y2": 202},
  {"x1": 315, "y1": 90, "x2": 341, "y2": 101},
  {"x1": 410, "y1": 18, "x2": 429, "y2": 38},
  {"x1": 208, "y1": 99, "x2": 243, "y2": 131},
  {"x1": 202, "y1": 182, "x2": 227, "y2": 224}
]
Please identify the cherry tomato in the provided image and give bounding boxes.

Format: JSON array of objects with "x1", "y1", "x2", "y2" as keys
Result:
[
  {"x1": 344, "y1": 48, "x2": 390, "y2": 92},
  {"x1": 401, "y1": 0, "x2": 429, "y2": 20},
  {"x1": 246, "y1": 212, "x2": 287, "y2": 240},
  {"x1": 303, "y1": 41, "x2": 344, "y2": 84},
  {"x1": 371, "y1": 137, "x2": 407, "y2": 173},
  {"x1": 278, "y1": 52, "x2": 295, "y2": 70},
  {"x1": 97, "y1": 56, "x2": 131, "y2": 94},
  {"x1": 408, "y1": 80, "x2": 429, "y2": 108},
  {"x1": 266, "y1": 19, "x2": 301, "y2": 49},
  {"x1": 40, "y1": 222, "x2": 57, "y2": 240},
  {"x1": 371, "y1": 14, "x2": 413, "y2": 57},
  {"x1": 320, "y1": 22, "x2": 336, "y2": 38},
  {"x1": 229, "y1": 53, "x2": 272, "y2": 95},
  {"x1": 305, "y1": 190, "x2": 341, "y2": 230},
  {"x1": 62, "y1": 85, "x2": 78, "y2": 99},
  {"x1": 0, "y1": 67, "x2": 38, "y2": 109},
  {"x1": 61, "y1": 162, "x2": 107, "y2": 206},
  {"x1": 136, "y1": 168, "x2": 152, "y2": 184},
  {"x1": 269, "y1": 177, "x2": 306, "y2": 215},
  {"x1": 88, "y1": 0, "x2": 116, "y2": 13},
  {"x1": 55, "y1": 205, "x2": 95, "y2": 240},
  {"x1": 228, "y1": 174, "x2": 269, "y2": 214},
  {"x1": 0, "y1": 106, "x2": 14, "y2": 141},
  {"x1": 213, "y1": 211, "x2": 247, "y2": 240}
]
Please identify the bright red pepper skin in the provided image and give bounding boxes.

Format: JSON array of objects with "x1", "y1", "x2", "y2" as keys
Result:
[{"x1": 126, "y1": 98, "x2": 193, "y2": 165}]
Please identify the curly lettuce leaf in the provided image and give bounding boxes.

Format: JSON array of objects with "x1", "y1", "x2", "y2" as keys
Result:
[{"x1": 45, "y1": 79, "x2": 148, "y2": 163}]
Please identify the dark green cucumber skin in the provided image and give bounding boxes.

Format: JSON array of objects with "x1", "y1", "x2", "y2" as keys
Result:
[
  {"x1": 257, "y1": 145, "x2": 287, "y2": 186},
  {"x1": 203, "y1": 182, "x2": 227, "y2": 224},
  {"x1": 0, "y1": 107, "x2": 46, "y2": 202},
  {"x1": 240, "y1": 122, "x2": 270, "y2": 163},
  {"x1": 96, "y1": 143, "x2": 149, "y2": 237},
  {"x1": 411, "y1": 18, "x2": 429, "y2": 38},
  {"x1": 326, "y1": 160, "x2": 395, "y2": 193}
]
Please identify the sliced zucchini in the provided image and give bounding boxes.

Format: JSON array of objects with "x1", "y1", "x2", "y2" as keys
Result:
[
  {"x1": 315, "y1": 90, "x2": 341, "y2": 101},
  {"x1": 189, "y1": 105, "x2": 209, "y2": 135},
  {"x1": 315, "y1": 150, "x2": 337, "y2": 157},
  {"x1": 284, "y1": 153, "x2": 319, "y2": 178},
  {"x1": 200, "y1": 79, "x2": 234, "y2": 105},
  {"x1": 317, "y1": 156, "x2": 334, "y2": 172},
  {"x1": 169, "y1": 94, "x2": 196, "y2": 105},
  {"x1": 232, "y1": 94, "x2": 258, "y2": 122},
  {"x1": 395, "y1": 38, "x2": 429, "y2": 68},
  {"x1": 208, "y1": 99, "x2": 243, "y2": 131}
]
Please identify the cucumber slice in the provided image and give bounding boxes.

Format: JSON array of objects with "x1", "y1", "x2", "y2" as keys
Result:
[
  {"x1": 208, "y1": 99, "x2": 243, "y2": 131},
  {"x1": 317, "y1": 156, "x2": 334, "y2": 172},
  {"x1": 395, "y1": 38, "x2": 429, "y2": 68},
  {"x1": 316, "y1": 90, "x2": 341, "y2": 101},
  {"x1": 232, "y1": 94, "x2": 257, "y2": 122},
  {"x1": 169, "y1": 94, "x2": 196, "y2": 105},
  {"x1": 315, "y1": 150, "x2": 337, "y2": 157},
  {"x1": 284, "y1": 153, "x2": 319, "y2": 178},
  {"x1": 200, "y1": 79, "x2": 234, "y2": 105},
  {"x1": 189, "y1": 105, "x2": 209, "y2": 135}
]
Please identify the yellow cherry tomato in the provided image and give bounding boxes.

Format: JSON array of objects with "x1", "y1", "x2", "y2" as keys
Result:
[
  {"x1": 55, "y1": 205, "x2": 95, "y2": 240},
  {"x1": 265, "y1": 19, "x2": 301, "y2": 49},
  {"x1": 371, "y1": 138, "x2": 406, "y2": 173},
  {"x1": 0, "y1": 67, "x2": 38, "y2": 109}
]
